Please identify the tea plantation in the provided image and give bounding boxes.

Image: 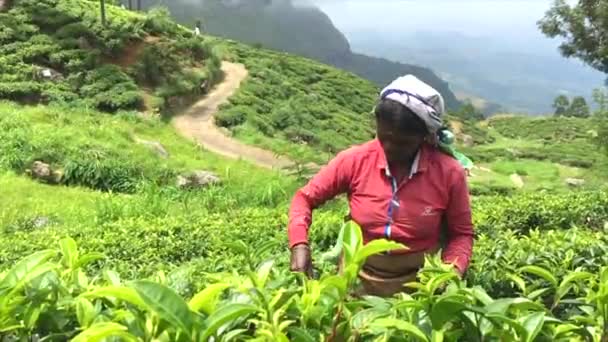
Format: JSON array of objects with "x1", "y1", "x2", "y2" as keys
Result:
[{"x1": 1, "y1": 1, "x2": 608, "y2": 341}]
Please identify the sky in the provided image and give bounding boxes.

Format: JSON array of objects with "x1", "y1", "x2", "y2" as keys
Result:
[
  {"x1": 305, "y1": 0, "x2": 604, "y2": 114},
  {"x1": 310, "y1": 0, "x2": 560, "y2": 52}
]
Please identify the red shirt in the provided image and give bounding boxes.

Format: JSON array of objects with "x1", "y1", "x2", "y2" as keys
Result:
[{"x1": 288, "y1": 139, "x2": 474, "y2": 274}]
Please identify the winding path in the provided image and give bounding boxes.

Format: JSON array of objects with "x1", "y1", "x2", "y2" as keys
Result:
[{"x1": 172, "y1": 62, "x2": 295, "y2": 170}]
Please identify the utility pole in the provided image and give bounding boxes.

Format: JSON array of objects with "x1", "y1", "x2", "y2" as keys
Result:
[
  {"x1": 137, "y1": 0, "x2": 141, "y2": 11},
  {"x1": 128, "y1": 0, "x2": 132, "y2": 10}
]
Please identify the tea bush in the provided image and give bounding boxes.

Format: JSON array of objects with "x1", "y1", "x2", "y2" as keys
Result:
[
  {"x1": 0, "y1": 226, "x2": 606, "y2": 341},
  {"x1": 472, "y1": 190, "x2": 608, "y2": 234},
  {"x1": 488, "y1": 115, "x2": 595, "y2": 142},
  {"x1": 0, "y1": 0, "x2": 220, "y2": 113}
]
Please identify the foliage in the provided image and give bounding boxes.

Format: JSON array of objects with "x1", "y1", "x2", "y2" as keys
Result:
[
  {"x1": 471, "y1": 190, "x2": 608, "y2": 235},
  {"x1": 212, "y1": 38, "x2": 379, "y2": 163},
  {"x1": 0, "y1": 101, "x2": 297, "y2": 197},
  {"x1": 0, "y1": 0, "x2": 220, "y2": 113},
  {"x1": 538, "y1": 0, "x2": 608, "y2": 74},
  {"x1": 553, "y1": 95, "x2": 590, "y2": 118},
  {"x1": 592, "y1": 87, "x2": 608, "y2": 155},
  {"x1": 450, "y1": 102, "x2": 485, "y2": 121},
  {"x1": 0, "y1": 223, "x2": 607, "y2": 341},
  {"x1": 553, "y1": 94, "x2": 570, "y2": 116},
  {"x1": 488, "y1": 115, "x2": 595, "y2": 142},
  {"x1": 567, "y1": 96, "x2": 590, "y2": 118}
]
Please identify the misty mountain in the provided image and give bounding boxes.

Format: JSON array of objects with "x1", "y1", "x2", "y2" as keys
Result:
[
  {"x1": 313, "y1": 0, "x2": 606, "y2": 115},
  {"x1": 127, "y1": 0, "x2": 463, "y2": 111}
]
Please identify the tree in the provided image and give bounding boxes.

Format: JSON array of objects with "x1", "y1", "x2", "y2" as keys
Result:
[
  {"x1": 592, "y1": 88, "x2": 608, "y2": 154},
  {"x1": 137, "y1": 0, "x2": 141, "y2": 11},
  {"x1": 568, "y1": 96, "x2": 590, "y2": 118},
  {"x1": 451, "y1": 102, "x2": 484, "y2": 121},
  {"x1": 100, "y1": 0, "x2": 106, "y2": 26},
  {"x1": 538, "y1": 0, "x2": 608, "y2": 74},
  {"x1": 553, "y1": 94, "x2": 570, "y2": 116},
  {"x1": 128, "y1": 0, "x2": 132, "y2": 10}
]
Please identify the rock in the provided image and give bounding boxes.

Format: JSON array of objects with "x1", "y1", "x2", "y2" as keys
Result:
[
  {"x1": 38, "y1": 68, "x2": 63, "y2": 82},
  {"x1": 510, "y1": 173, "x2": 524, "y2": 188},
  {"x1": 134, "y1": 137, "x2": 169, "y2": 158},
  {"x1": 26, "y1": 161, "x2": 62, "y2": 184},
  {"x1": 565, "y1": 178, "x2": 585, "y2": 187},
  {"x1": 176, "y1": 170, "x2": 221, "y2": 189},
  {"x1": 32, "y1": 216, "x2": 52, "y2": 229},
  {"x1": 218, "y1": 127, "x2": 233, "y2": 137},
  {"x1": 77, "y1": 36, "x2": 92, "y2": 50},
  {"x1": 461, "y1": 134, "x2": 474, "y2": 147}
]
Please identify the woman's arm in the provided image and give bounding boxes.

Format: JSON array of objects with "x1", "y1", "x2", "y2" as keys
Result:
[
  {"x1": 442, "y1": 167, "x2": 475, "y2": 276},
  {"x1": 288, "y1": 151, "x2": 353, "y2": 248}
]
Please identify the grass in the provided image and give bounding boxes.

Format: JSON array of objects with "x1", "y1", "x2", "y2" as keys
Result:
[{"x1": 0, "y1": 100, "x2": 299, "y2": 200}]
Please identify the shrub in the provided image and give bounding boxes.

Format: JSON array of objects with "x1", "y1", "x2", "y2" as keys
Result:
[{"x1": 80, "y1": 65, "x2": 143, "y2": 112}]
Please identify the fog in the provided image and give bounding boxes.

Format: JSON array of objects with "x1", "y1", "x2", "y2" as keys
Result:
[
  {"x1": 309, "y1": 0, "x2": 604, "y2": 114},
  {"x1": 313, "y1": 0, "x2": 563, "y2": 54}
]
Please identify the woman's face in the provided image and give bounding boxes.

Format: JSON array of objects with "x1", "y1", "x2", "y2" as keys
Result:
[{"x1": 376, "y1": 119, "x2": 425, "y2": 165}]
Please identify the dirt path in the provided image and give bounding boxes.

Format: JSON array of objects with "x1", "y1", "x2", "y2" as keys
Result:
[{"x1": 172, "y1": 62, "x2": 295, "y2": 170}]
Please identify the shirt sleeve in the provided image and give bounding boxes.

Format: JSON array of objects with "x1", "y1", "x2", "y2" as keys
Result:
[
  {"x1": 288, "y1": 151, "x2": 353, "y2": 248},
  {"x1": 442, "y1": 167, "x2": 475, "y2": 275}
]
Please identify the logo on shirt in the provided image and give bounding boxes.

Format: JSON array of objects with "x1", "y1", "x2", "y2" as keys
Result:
[{"x1": 421, "y1": 206, "x2": 438, "y2": 217}]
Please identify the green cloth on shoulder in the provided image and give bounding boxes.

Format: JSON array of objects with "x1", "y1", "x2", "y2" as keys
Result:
[{"x1": 437, "y1": 129, "x2": 474, "y2": 170}]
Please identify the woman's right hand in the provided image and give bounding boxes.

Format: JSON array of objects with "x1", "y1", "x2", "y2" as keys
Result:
[{"x1": 290, "y1": 244, "x2": 313, "y2": 278}]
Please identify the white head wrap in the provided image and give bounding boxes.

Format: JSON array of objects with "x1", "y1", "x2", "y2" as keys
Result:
[{"x1": 379, "y1": 75, "x2": 445, "y2": 134}]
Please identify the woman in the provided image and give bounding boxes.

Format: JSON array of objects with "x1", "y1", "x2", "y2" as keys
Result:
[{"x1": 287, "y1": 75, "x2": 474, "y2": 297}]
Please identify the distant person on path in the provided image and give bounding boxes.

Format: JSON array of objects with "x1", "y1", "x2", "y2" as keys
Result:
[{"x1": 287, "y1": 75, "x2": 474, "y2": 297}]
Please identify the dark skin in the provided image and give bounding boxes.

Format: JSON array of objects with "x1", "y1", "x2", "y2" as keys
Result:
[
  {"x1": 376, "y1": 119, "x2": 426, "y2": 181},
  {"x1": 290, "y1": 118, "x2": 427, "y2": 277}
]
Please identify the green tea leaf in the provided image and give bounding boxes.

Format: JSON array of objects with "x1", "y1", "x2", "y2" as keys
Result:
[
  {"x1": 354, "y1": 239, "x2": 405, "y2": 265},
  {"x1": 201, "y1": 303, "x2": 258, "y2": 341},
  {"x1": 76, "y1": 297, "x2": 97, "y2": 328},
  {"x1": 71, "y1": 322, "x2": 138, "y2": 342},
  {"x1": 519, "y1": 266, "x2": 558, "y2": 288},
  {"x1": 59, "y1": 237, "x2": 79, "y2": 269},
  {"x1": 520, "y1": 312, "x2": 545, "y2": 342},
  {"x1": 484, "y1": 313, "x2": 527, "y2": 338},
  {"x1": 427, "y1": 272, "x2": 459, "y2": 294},
  {"x1": 81, "y1": 285, "x2": 146, "y2": 309},
  {"x1": 103, "y1": 270, "x2": 121, "y2": 286},
  {"x1": 287, "y1": 327, "x2": 317, "y2": 342},
  {"x1": 223, "y1": 328, "x2": 249, "y2": 341},
  {"x1": 526, "y1": 289, "x2": 549, "y2": 302},
  {"x1": 431, "y1": 328, "x2": 445, "y2": 342},
  {"x1": 74, "y1": 252, "x2": 106, "y2": 269},
  {"x1": 188, "y1": 283, "x2": 231, "y2": 315},
  {"x1": 556, "y1": 271, "x2": 593, "y2": 302},
  {"x1": 370, "y1": 318, "x2": 430, "y2": 342},
  {"x1": 342, "y1": 222, "x2": 363, "y2": 266},
  {"x1": 430, "y1": 298, "x2": 468, "y2": 329},
  {"x1": 506, "y1": 273, "x2": 526, "y2": 294},
  {"x1": 5, "y1": 263, "x2": 57, "y2": 298},
  {"x1": 0, "y1": 250, "x2": 57, "y2": 290},
  {"x1": 22, "y1": 305, "x2": 41, "y2": 329},
  {"x1": 132, "y1": 280, "x2": 194, "y2": 338},
  {"x1": 256, "y1": 259, "x2": 274, "y2": 288}
]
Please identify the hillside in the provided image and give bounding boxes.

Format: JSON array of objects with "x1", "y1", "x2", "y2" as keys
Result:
[
  {"x1": 127, "y1": 0, "x2": 463, "y2": 111},
  {"x1": 0, "y1": 0, "x2": 222, "y2": 114},
  {"x1": 0, "y1": 1, "x2": 608, "y2": 340}
]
